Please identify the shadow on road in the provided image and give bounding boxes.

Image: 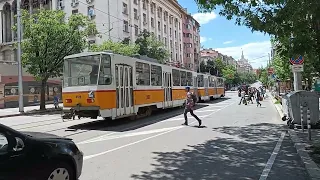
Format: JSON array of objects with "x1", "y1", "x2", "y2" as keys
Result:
[
  {"x1": 66, "y1": 98, "x2": 230, "y2": 132},
  {"x1": 130, "y1": 123, "x2": 305, "y2": 180}
]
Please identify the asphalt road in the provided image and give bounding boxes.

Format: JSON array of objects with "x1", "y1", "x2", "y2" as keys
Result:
[{"x1": 0, "y1": 91, "x2": 309, "y2": 180}]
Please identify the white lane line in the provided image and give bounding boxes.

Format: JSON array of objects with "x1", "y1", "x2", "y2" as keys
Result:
[
  {"x1": 259, "y1": 132, "x2": 286, "y2": 180},
  {"x1": 83, "y1": 102, "x2": 235, "y2": 160},
  {"x1": 78, "y1": 126, "x2": 182, "y2": 145}
]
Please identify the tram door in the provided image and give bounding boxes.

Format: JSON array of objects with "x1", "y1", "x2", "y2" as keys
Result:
[
  {"x1": 163, "y1": 72, "x2": 173, "y2": 108},
  {"x1": 204, "y1": 77, "x2": 209, "y2": 97},
  {"x1": 115, "y1": 64, "x2": 134, "y2": 116}
]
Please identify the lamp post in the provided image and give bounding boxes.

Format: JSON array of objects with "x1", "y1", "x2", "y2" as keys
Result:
[{"x1": 17, "y1": 0, "x2": 24, "y2": 112}]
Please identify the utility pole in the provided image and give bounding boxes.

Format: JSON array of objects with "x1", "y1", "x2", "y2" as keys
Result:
[{"x1": 17, "y1": 0, "x2": 24, "y2": 112}]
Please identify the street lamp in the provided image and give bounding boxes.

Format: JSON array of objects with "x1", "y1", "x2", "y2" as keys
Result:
[{"x1": 17, "y1": 0, "x2": 24, "y2": 112}]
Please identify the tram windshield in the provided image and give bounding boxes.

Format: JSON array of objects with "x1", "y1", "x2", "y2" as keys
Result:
[{"x1": 63, "y1": 54, "x2": 112, "y2": 87}]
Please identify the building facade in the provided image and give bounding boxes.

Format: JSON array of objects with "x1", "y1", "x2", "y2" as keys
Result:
[
  {"x1": 200, "y1": 48, "x2": 238, "y2": 69},
  {"x1": 181, "y1": 8, "x2": 200, "y2": 71},
  {"x1": 237, "y1": 51, "x2": 253, "y2": 73},
  {"x1": 0, "y1": 0, "x2": 201, "y2": 67}
]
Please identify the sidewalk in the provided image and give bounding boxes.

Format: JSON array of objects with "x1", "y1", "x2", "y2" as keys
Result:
[
  {"x1": 270, "y1": 92, "x2": 320, "y2": 180},
  {"x1": 0, "y1": 103, "x2": 63, "y2": 118}
]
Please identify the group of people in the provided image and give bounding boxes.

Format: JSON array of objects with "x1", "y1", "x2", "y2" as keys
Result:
[{"x1": 238, "y1": 85, "x2": 264, "y2": 107}]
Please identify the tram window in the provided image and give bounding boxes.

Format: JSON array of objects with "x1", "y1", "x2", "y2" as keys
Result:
[
  {"x1": 197, "y1": 75, "x2": 204, "y2": 87},
  {"x1": 63, "y1": 54, "x2": 100, "y2": 86},
  {"x1": 180, "y1": 71, "x2": 187, "y2": 86},
  {"x1": 186, "y1": 72, "x2": 193, "y2": 86},
  {"x1": 98, "y1": 54, "x2": 112, "y2": 85},
  {"x1": 172, "y1": 69, "x2": 180, "y2": 86},
  {"x1": 209, "y1": 77, "x2": 215, "y2": 87},
  {"x1": 151, "y1": 65, "x2": 162, "y2": 86},
  {"x1": 136, "y1": 62, "x2": 150, "y2": 86}
]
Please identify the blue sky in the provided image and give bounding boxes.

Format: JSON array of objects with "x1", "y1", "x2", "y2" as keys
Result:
[{"x1": 177, "y1": 0, "x2": 271, "y2": 68}]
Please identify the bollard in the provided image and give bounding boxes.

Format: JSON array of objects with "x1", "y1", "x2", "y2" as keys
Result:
[
  {"x1": 300, "y1": 105, "x2": 304, "y2": 132},
  {"x1": 307, "y1": 108, "x2": 312, "y2": 141}
]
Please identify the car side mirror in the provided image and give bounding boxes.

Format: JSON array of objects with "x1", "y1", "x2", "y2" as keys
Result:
[{"x1": 13, "y1": 137, "x2": 24, "y2": 152}]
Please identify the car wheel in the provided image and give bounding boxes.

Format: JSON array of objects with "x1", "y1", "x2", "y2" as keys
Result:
[{"x1": 45, "y1": 162, "x2": 75, "y2": 180}]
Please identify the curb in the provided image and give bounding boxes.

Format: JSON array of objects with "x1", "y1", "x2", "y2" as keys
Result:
[
  {"x1": 288, "y1": 130, "x2": 320, "y2": 180},
  {"x1": 270, "y1": 93, "x2": 320, "y2": 180},
  {"x1": 0, "y1": 109, "x2": 62, "y2": 119}
]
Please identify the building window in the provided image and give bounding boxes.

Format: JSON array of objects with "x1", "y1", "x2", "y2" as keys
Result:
[
  {"x1": 134, "y1": 0, "x2": 138, "y2": 5},
  {"x1": 72, "y1": 9, "x2": 78, "y2": 14},
  {"x1": 151, "y1": 3, "x2": 155, "y2": 13},
  {"x1": 143, "y1": 13, "x2": 147, "y2": 24},
  {"x1": 170, "y1": 40, "x2": 172, "y2": 48},
  {"x1": 151, "y1": 17, "x2": 154, "y2": 27},
  {"x1": 158, "y1": 21, "x2": 161, "y2": 31},
  {"x1": 134, "y1": 25, "x2": 139, "y2": 36},
  {"x1": 158, "y1": 35, "x2": 161, "y2": 41},
  {"x1": 164, "y1": 24, "x2": 167, "y2": 33},
  {"x1": 142, "y1": 0, "x2": 146, "y2": 10},
  {"x1": 123, "y1": 3, "x2": 128, "y2": 14},
  {"x1": 157, "y1": 7, "x2": 162, "y2": 18},
  {"x1": 136, "y1": 62, "x2": 150, "y2": 86},
  {"x1": 169, "y1": 28, "x2": 172, "y2": 36},
  {"x1": 151, "y1": 65, "x2": 162, "y2": 86},
  {"x1": 174, "y1": 30, "x2": 177, "y2": 38},
  {"x1": 134, "y1": 9, "x2": 138, "y2": 19},
  {"x1": 164, "y1": 37, "x2": 167, "y2": 46},
  {"x1": 169, "y1": 16, "x2": 173, "y2": 24},
  {"x1": 123, "y1": 20, "x2": 129, "y2": 32},
  {"x1": 164, "y1": 11, "x2": 168, "y2": 21},
  {"x1": 175, "y1": 18, "x2": 178, "y2": 27}
]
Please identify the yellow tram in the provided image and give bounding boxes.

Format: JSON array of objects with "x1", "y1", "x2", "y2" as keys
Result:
[{"x1": 62, "y1": 52, "x2": 225, "y2": 120}]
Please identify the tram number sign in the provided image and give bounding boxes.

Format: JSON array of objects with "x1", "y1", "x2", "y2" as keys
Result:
[{"x1": 289, "y1": 55, "x2": 304, "y2": 65}]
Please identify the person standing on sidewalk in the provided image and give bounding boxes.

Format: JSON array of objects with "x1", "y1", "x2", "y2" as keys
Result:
[
  {"x1": 182, "y1": 87, "x2": 202, "y2": 127},
  {"x1": 256, "y1": 89, "x2": 262, "y2": 107}
]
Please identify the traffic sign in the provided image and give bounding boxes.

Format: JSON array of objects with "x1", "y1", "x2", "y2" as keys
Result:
[
  {"x1": 291, "y1": 64, "x2": 304, "y2": 72},
  {"x1": 289, "y1": 55, "x2": 304, "y2": 65}
]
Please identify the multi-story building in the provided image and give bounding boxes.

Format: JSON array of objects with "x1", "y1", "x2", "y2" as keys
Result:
[
  {"x1": 0, "y1": 0, "x2": 187, "y2": 63},
  {"x1": 181, "y1": 8, "x2": 200, "y2": 71},
  {"x1": 200, "y1": 48, "x2": 238, "y2": 69}
]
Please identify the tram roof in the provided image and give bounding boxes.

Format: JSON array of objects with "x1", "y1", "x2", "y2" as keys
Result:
[{"x1": 64, "y1": 51, "x2": 112, "y2": 59}]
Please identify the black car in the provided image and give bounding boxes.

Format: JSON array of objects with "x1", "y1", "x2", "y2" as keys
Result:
[{"x1": 0, "y1": 123, "x2": 83, "y2": 180}]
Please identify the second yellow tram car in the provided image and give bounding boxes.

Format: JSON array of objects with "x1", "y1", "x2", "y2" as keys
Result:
[{"x1": 62, "y1": 52, "x2": 225, "y2": 120}]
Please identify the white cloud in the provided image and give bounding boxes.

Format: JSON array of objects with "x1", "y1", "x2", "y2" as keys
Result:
[
  {"x1": 200, "y1": 37, "x2": 207, "y2": 43},
  {"x1": 223, "y1": 41, "x2": 233, "y2": 44},
  {"x1": 192, "y1": 12, "x2": 217, "y2": 25},
  {"x1": 215, "y1": 41, "x2": 271, "y2": 68}
]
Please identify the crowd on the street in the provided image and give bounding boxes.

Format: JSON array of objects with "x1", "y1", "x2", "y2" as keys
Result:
[{"x1": 238, "y1": 85, "x2": 266, "y2": 107}]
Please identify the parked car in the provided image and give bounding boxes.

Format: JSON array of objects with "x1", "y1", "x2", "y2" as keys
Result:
[{"x1": 0, "y1": 123, "x2": 83, "y2": 180}]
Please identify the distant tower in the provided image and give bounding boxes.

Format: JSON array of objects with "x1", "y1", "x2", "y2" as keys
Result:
[{"x1": 241, "y1": 50, "x2": 244, "y2": 59}]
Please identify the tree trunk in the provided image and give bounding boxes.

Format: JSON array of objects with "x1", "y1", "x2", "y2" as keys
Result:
[{"x1": 40, "y1": 79, "x2": 47, "y2": 110}]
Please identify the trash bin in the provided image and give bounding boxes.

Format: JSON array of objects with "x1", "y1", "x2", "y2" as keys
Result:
[{"x1": 287, "y1": 90, "x2": 319, "y2": 126}]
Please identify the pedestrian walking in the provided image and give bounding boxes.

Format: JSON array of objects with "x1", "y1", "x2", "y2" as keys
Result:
[
  {"x1": 182, "y1": 86, "x2": 202, "y2": 127},
  {"x1": 256, "y1": 90, "x2": 262, "y2": 107},
  {"x1": 238, "y1": 87, "x2": 247, "y2": 105}
]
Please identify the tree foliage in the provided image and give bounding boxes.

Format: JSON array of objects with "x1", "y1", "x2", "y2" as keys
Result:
[
  {"x1": 135, "y1": 30, "x2": 169, "y2": 63},
  {"x1": 19, "y1": 9, "x2": 96, "y2": 109},
  {"x1": 90, "y1": 40, "x2": 139, "y2": 56},
  {"x1": 195, "y1": 0, "x2": 320, "y2": 75}
]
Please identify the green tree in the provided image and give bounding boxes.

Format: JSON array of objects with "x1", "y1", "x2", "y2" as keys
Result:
[
  {"x1": 199, "y1": 61, "x2": 206, "y2": 73},
  {"x1": 135, "y1": 30, "x2": 169, "y2": 63},
  {"x1": 196, "y1": 0, "x2": 320, "y2": 74},
  {"x1": 90, "y1": 40, "x2": 139, "y2": 56},
  {"x1": 215, "y1": 57, "x2": 225, "y2": 76},
  {"x1": 19, "y1": 10, "x2": 96, "y2": 110},
  {"x1": 222, "y1": 65, "x2": 236, "y2": 84}
]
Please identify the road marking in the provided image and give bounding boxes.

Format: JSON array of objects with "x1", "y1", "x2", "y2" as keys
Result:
[
  {"x1": 78, "y1": 126, "x2": 182, "y2": 145},
  {"x1": 196, "y1": 109, "x2": 218, "y2": 113},
  {"x1": 83, "y1": 102, "x2": 235, "y2": 160},
  {"x1": 259, "y1": 132, "x2": 286, "y2": 180}
]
